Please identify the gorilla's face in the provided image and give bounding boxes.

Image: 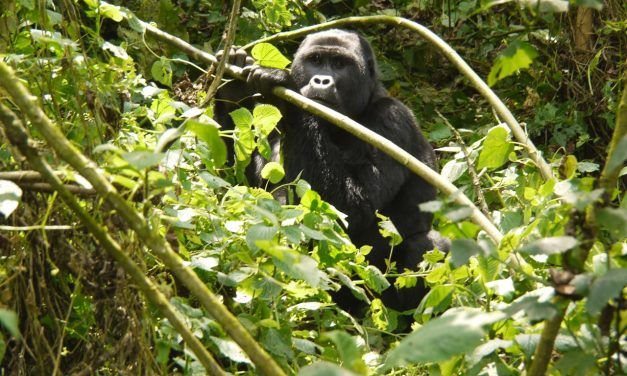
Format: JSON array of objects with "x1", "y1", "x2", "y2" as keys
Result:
[{"x1": 291, "y1": 30, "x2": 376, "y2": 117}]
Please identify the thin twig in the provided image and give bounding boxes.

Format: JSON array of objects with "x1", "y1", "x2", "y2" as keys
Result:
[
  {"x1": 0, "y1": 102, "x2": 226, "y2": 375},
  {"x1": 201, "y1": 0, "x2": 241, "y2": 106},
  {"x1": 0, "y1": 61, "x2": 285, "y2": 376},
  {"x1": 437, "y1": 110, "x2": 492, "y2": 219}
]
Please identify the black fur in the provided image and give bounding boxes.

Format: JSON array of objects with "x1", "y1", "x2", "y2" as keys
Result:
[{"x1": 216, "y1": 30, "x2": 448, "y2": 312}]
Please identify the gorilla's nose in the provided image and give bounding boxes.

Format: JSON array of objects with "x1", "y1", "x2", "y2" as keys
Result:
[{"x1": 310, "y1": 75, "x2": 334, "y2": 90}]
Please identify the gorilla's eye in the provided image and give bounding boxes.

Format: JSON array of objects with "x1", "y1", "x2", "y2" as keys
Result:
[
  {"x1": 310, "y1": 53, "x2": 322, "y2": 66},
  {"x1": 331, "y1": 58, "x2": 346, "y2": 69}
]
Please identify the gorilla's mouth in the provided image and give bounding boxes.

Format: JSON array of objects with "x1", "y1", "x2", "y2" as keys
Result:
[{"x1": 308, "y1": 96, "x2": 338, "y2": 109}]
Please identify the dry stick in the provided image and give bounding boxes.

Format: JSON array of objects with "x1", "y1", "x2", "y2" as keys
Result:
[
  {"x1": 141, "y1": 21, "x2": 504, "y2": 244},
  {"x1": 201, "y1": 0, "x2": 241, "y2": 105},
  {"x1": 528, "y1": 85, "x2": 627, "y2": 376},
  {"x1": 0, "y1": 103, "x2": 226, "y2": 376},
  {"x1": 241, "y1": 16, "x2": 555, "y2": 182},
  {"x1": 437, "y1": 110, "x2": 491, "y2": 219},
  {"x1": 0, "y1": 62, "x2": 286, "y2": 376}
]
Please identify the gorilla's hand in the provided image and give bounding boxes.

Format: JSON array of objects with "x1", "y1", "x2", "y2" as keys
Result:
[
  {"x1": 246, "y1": 66, "x2": 294, "y2": 97},
  {"x1": 215, "y1": 48, "x2": 254, "y2": 69}
]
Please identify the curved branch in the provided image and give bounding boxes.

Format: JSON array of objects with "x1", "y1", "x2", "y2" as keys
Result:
[
  {"x1": 242, "y1": 16, "x2": 554, "y2": 182},
  {"x1": 0, "y1": 103, "x2": 226, "y2": 375},
  {"x1": 0, "y1": 61, "x2": 286, "y2": 376},
  {"x1": 141, "y1": 20, "x2": 503, "y2": 243}
]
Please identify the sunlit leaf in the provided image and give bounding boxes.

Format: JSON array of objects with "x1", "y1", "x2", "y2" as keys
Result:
[
  {"x1": 488, "y1": 41, "x2": 538, "y2": 86},
  {"x1": 253, "y1": 104, "x2": 282, "y2": 136},
  {"x1": 477, "y1": 126, "x2": 514, "y2": 170},
  {"x1": 518, "y1": 236, "x2": 578, "y2": 255},
  {"x1": 261, "y1": 162, "x2": 285, "y2": 184},
  {"x1": 210, "y1": 336, "x2": 252, "y2": 364},
  {"x1": 384, "y1": 308, "x2": 505, "y2": 368},
  {"x1": 251, "y1": 43, "x2": 291, "y2": 69},
  {"x1": 187, "y1": 119, "x2": 227, "y2": 167},
  {"x1": 151, "y1": 58, "x2": 172, "y2": 87}
]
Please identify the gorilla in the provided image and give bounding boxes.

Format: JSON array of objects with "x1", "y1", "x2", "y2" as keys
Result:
[{"x1": 215, "y1": 29, "x2": 448, "y2": 312}]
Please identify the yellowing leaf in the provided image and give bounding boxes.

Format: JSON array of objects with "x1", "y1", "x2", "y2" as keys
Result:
[{"x1": 488, "y1": 41, "x2": 538, "y2": 86}]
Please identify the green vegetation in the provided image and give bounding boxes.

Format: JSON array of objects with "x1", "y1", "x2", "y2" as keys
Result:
[{"x1": 0, "y1": 0, "x2": 625, "y2": 375}]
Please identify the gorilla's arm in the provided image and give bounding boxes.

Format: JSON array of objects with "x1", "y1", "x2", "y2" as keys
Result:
[{"x1": 281, "y1": 98, "x2": 414, "y2": 231}]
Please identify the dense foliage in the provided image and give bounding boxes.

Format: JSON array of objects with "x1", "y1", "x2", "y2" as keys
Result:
[{"x1": 0, "y1": 0, "x2": 625, "y2": 375}]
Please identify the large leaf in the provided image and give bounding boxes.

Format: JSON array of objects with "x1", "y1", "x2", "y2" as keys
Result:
[
  {"x1": 384, "y1": 308, "x2": 505, "y2": 369},
  {"x1": 518, "y1": 236, "x2": 578, "y2": 255},
  {"x1": 488, "y1": 41, "x2": 538, "y2": 86},
  {"x1": 209, "y1": 336, "x2": 251, "y2": 364},
  {"x1": 586, "y1": 268, "x2": 627, "y2": 315},
  {"x1": 476, "y1": 126, "x2": 514, "y2": 170},
  {"x1": 187, "y1": 119, "x2": 227, "y2": 167},
  {"x1": 257, "y1": 242, "x2": 329, "y2": 289},
  {"x1": 253, "y1": 104, "x2": 282, "y2": 136},
  {"x1": 251, "y1": 43, "x2": 291, "y2": 69}
]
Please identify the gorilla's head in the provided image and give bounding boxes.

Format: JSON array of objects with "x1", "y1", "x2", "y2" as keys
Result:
[{"x1": 291, "y1": 29, "x2": 378, "y2": 116}]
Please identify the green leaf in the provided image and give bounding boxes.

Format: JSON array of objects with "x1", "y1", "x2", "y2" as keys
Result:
[
  {"x1": 355, "y1": 265, "x2": 390, "y2": 294},
  {"x1": 261, "y1": 162, "x2": 285, "y2": 184},
  {"x1": 190, "y1": 257, "x2": 219, "y2": 272},
  {"x1": 246, "y1": 224, "x2": 278, "y2": 250},
  {"x1": 257, "y1": 242, "x2": 328, "y2": 289},
  {"x1": 253, "y1": 104, "x2": 282, "y2": 136},
  {"x1": 596, "y1": 207, "x2": 627, "y2": 239},
  {"x1": 450, "y1": 239, "x2": 482, "y2": 268},
  {"x1": 121, "y1": 151, "x2": 164, "y2": 170},
  {"x1": 187, "y1": 119, "x2": 227, "y2": 167},
  {"x1": 488, "y1": 41, "x2": 538, "y2": 86},
  {"x1": 199, "y1": 172, "x2": 231, "y2": 189},
  {"x1": 99, "y1": 3, "x2": 126, "y2": 22},
  {"x1": 384, "y1": 308, "x2": 505, "y2": 369},
  {"x1": 377, "y1": 213, "x2": 402, "y2": 246},
  {"x1": 322, "y1": 331, "x2": 367, "y2": 374},
  {"x1": 518, "y1": 236, "x2": 578, "y2": 255},
  {"x1": 150, "y1": 58, "x2": 172, "y2": 87},
  {"x1": 0, "y1": 180, "x2": 22, "y2": 218},
  {"x1": 0, "y1": 309, "x2": 20, "y2": 339},
  {"x1": 477, "y1": 126, "x2": 514, "y2": 170},
  {"x1": 251, "y1": 43, "x2": 291, "y2": 69},
  {"x1": 298, "y1": 361, "x2": 359, "y2": 376},
  {"x1": 209, "y1": 336, "x2": 252, "y2": 364},
  {"x1": 586, "y1": 268, "x2": 627, "y2": 315}
]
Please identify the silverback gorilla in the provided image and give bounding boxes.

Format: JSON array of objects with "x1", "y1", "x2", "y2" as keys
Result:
[{"x1": 216, "y1": 29, "x2": 449, "y2": 312}]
